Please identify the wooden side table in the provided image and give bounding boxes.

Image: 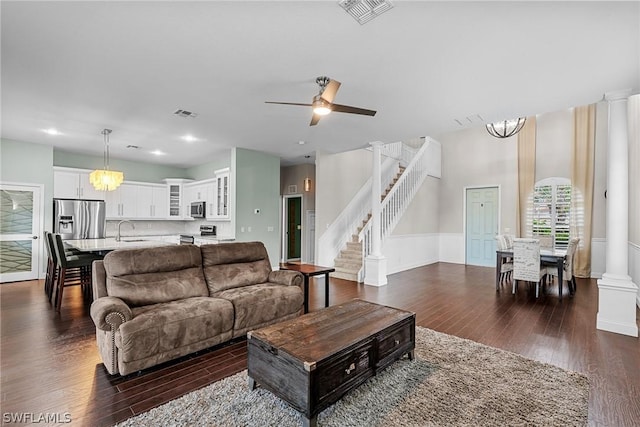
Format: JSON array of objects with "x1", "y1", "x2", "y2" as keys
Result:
[{"x1": 279, "y1": 263, "x2": 335, "y2": 313}]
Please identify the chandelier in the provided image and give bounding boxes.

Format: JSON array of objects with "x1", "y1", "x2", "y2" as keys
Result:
[
  {"x1": 89, "y1": 129, "x2": 124, "y2": 191},
  {"x1": 486, "y1": 117, "x2": 527, "y2": 139}
]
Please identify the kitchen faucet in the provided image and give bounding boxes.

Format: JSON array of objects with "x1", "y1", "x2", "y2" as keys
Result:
[{"x1": 116, "y1": 220, "x2": 135, "y2": 241}]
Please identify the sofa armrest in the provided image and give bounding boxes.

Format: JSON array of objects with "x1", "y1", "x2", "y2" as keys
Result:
[
  {"x1": 90, "y1": 296, "x2": 133, "y2": 331},
  {"x1": 268, "y1": 270, "x2": 303, "y2": 287}
]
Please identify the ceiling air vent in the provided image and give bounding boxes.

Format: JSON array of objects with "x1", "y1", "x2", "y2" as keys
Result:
[
  {"x1": 126, "y1": 145, "x2": 140, "y2": 149},
  {"x1": 173, "y1": 109, "x2": 198, "y2": 118},
  {"x1": 339, "y1": 0, "x2": 394, "y2": 25}
]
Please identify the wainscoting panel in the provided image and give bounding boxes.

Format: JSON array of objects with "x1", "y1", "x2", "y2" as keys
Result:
[
  {"x1": 590, "y1": 238, "x2": 606, "y2": 279},
  {"x1": 383, "y1": 234, "x2": 439, "y2": 275},
  {"x1": 439, "y1": 233, "x2": 465, "y2": 264},
  {"x1": 631, "y1": 242, "x2": 640, "y2": 308}
]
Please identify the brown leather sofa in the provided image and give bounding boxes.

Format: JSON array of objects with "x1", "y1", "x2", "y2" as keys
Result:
[{"x1": 90, "y1": 241, "x2": 303, "y2": 376}]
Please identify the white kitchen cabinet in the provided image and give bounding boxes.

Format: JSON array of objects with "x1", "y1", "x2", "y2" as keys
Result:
[
  {"x1": 53, "y1": 167, "x2": 105, "y2": 200},
  {"x1": 105, "y1": 183, "x2": 138, "y2": 218},
  {"x1": 136, "y1": 184, "x2": 168, "y2": 219},
  {"x1": 163, "y1": 179, "x2": 192, "y2": 219},
  {"x1": 214, "y1": 168, "x2": 230, "y2": 219}
]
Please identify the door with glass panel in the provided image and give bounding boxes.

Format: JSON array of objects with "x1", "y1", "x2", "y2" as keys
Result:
[{"x1": 0, "y1": 184, "x2": 42, "y2": 282}]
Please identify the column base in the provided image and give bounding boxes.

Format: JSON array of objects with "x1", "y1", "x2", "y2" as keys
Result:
[
  {"x1": 596, "y1": 274, "x2": 639, "y2": 337},
  {"x1": 364, "y1": 255, "x2": 387, "y2": 287}
]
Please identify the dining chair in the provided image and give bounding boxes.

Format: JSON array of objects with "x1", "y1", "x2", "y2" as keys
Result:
[
  {"x1": 495, "y1": 235, "x2": 513, "y2": 287},
  {"x1": 51, "y1": 233, "x2": 102, "y2": 310},
  {"x1": 512, "y1": 238, "x2": 547, "y2": 298},
  {"x1": 535, "y1": 234, "x2": 554, "y2": 249},
  {"x1": 43, "y1": 232, "x2": 57, "y2": 301},
  {"x1": 546, "y1": 237, "x2": 580, "y2": 296},
  {"x1": 503, "y1": 234, "x2": 514, "y2": 249}
]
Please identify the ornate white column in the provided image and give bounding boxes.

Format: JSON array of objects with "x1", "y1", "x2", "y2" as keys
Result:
[
  {"x1": 597, "y1": 89, "x2": 638, "y2": 337},
  {"x1": 364, "y1": 141, "x2": 387, "y2": 286}
]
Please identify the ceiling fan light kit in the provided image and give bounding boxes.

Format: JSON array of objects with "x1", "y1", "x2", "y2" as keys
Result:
[
  {"x1": 486, "y1": 117, "x2": 527, "y2": 139},
  {"x1": 265, "y1": 75, "x2": 376, "y2": 126}
]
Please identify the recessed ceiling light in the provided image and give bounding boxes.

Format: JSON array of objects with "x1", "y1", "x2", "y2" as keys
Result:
[
  {"x1": 43, "y1": 128, "x2": 61, "y2": 135},
  {"x1": 298, "y1": 140, "x2": 306, "y2": 145},
  {"x1": 182, "y1": 135, "x2": 197, "y2": 142},
  {"x1": 151, "y1": 150, "x2": 166, "y2": 156}
]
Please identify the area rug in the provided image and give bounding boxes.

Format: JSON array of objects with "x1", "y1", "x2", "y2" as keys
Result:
[{"x1": 116, "y1": 327, "x2": 589, "y2": 426}]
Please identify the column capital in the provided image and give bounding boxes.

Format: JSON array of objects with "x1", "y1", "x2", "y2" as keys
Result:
[{"x1": 604, "y1": 88, "x2": 633, "y2": 102}]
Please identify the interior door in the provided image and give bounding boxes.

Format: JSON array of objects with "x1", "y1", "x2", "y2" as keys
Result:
[
  {"x1": 285, "y1": 196, "x2": 302, "y2": 260},
  {"x1": 465, "y1": 187, "x2": 499, "y2": 267},
  {"x1": 0, "y1": 184, "x2": 42, "y2": 282}
]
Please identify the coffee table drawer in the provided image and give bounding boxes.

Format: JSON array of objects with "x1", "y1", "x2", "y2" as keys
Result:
[
  {"x1": 316, "y1": 340, "x2": 374, "y2": 402},
  {"x1": 377, "y1": 317, "x2": 415, "y2": 367}
]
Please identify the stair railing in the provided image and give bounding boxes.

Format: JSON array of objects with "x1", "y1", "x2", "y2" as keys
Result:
[
  {"x1": 316, "y1": 155, "x2": 399, "y2": 267},
  {"x1": 357, "y1": 137, "x2": 441, "y2": 281}
]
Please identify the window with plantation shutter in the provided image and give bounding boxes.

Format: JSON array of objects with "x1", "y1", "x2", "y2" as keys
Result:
[{"x1": 531, "y1": 178, "x2": 572, "y2": 249}]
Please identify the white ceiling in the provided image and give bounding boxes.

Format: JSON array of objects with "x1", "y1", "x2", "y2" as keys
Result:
[{"x1": 2, "y1": 1, "x2": 638, "y2": 168}]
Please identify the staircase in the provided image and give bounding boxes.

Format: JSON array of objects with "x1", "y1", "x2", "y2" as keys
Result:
[{"x1": 331, "y1": 166, "x2": 406, "y2": 281}]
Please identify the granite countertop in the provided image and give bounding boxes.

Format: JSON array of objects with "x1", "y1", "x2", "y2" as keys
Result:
[{"x1": 65, "y1": 237, "x2": 175, "y2": 252}]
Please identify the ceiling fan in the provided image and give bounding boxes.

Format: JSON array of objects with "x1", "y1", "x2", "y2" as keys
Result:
[{"x1": 265, "y1": 76, "x2": 377, "y2": 126}]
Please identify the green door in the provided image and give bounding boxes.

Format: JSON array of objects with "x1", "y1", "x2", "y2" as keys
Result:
[
  {"x1": 286, "y1": 196, "x2": 301, "y2": 260},
  {"x1": 465, "y1": 187, "x2": 499, "y2": 267}
]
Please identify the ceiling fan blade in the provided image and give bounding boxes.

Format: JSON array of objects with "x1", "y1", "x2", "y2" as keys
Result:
[
  {"x1": 265, "y1": 101, "x2": 312, "y2": 107},
  {"x1": 320, "y1": 79, "x2": 341, "y2": 103},
  {"x1": 310, "y1": 113, "x2": 321, "y2": 126},
  {"x1": 330, "y1": 103, "x2": 377, "y2": 116}
]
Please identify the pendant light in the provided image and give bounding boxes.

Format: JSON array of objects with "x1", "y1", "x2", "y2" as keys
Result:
[
  {"x1": 89, "y1": 129, "x2": 124, "y2": 191},
  {"x1": 486, "y1": 117, "x2": 527, "y2": 139}
]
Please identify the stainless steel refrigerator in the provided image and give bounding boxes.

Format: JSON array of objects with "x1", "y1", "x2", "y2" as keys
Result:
[{"x1": 53, "y1": 198, "x2": 106, "y2": 239}]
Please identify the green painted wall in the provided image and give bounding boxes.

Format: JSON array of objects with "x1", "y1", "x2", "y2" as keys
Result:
[
  {"x1": 234, "y1": 148, "x2": 281, "y2": 265},
  {"x1": 186, "y1": 150, "x2": 232, "y2": 181},
  {"x1": 0, "y1": 138, "x2": 55, "y2": 233},
  {"x1": 53, "y1": 150, "x2": 189, "y2": 183}
]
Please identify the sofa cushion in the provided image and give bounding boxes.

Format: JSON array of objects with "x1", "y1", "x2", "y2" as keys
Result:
[
  {"x1": 201, "y1": 242, "x2": 272, "y2": 294},
  {"x1": 213, "y1": 283, "x2": 303, "y2": 332},
  {"x1": 115, "y1": 297, "x2": 234, "y2": 363},
  {"x1": 104, "y1": 245, "x2": 208, "y2": 306}
]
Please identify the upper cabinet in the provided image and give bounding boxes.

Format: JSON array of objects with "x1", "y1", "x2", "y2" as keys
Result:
[
  {"x1": 163, "y1": 178, "x2": 193, "y2": 220},
  {"x1": 182, "y1": 168, "x2": 231, "y2": 221},
  {"x1": 214, "y1": 168, "x2": 230, "y2": 220},
  {"x1": 134, "y1": 184, "x2": 168, "y2": 219},
  {"x1": 53, "y1": 167, "x2": 105, "y2": 200},
  {"x1": 105, "y1": 183, "x2": 138, "y2": 218}
]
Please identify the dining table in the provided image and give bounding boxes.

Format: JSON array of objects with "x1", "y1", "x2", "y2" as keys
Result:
[{"x1": 496, "y1": 247, "x2": 568, "y2": 298}]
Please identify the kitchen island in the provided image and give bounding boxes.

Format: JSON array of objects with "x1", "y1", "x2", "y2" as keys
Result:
[{"x1": 65, "y1": 237, "x2": 175, "y2": 253}]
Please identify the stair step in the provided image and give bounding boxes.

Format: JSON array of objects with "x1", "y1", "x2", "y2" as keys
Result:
[
  {"x1": 334, "y1": 258, "x2": 362, "y2": 270},
  {"x1": 340, "y1": 249, "x2": 361, "y2": 259},
  {"x1": 346, "y1": 241, "x2": 361, "y2": 251}
]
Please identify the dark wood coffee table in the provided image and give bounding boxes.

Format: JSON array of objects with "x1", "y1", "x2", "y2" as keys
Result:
[
  {"x1": 247, "y1": 299, "x2": 415, "y2": 427},
  {"x1": 279, "y1": 263, "x2": 335, "y2": 313}
]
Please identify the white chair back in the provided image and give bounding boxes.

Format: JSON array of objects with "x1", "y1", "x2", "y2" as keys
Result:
[
  {"x1": 503, "y1": 234, "x2": 514, "y2": 249},
  {"x1": 495, "y1": 235, "x2": 509, "y2": 251},
  {"x1": 564, "y1": 237, "x2": 580, "y2": 280},
  {"x1": 513, "y1": 238, "x2": 542, "y2": 282},
  {"x1": 535, "y1": 234, "x2": 554, "y2": 249}
]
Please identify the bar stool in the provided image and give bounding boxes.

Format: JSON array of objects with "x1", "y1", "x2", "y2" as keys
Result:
[
  {"x1": 43, "y1": 232, "x2": 56, "y2": 301},
  {"x1": 51, "y1": 233, "x2": 102, "y2": 310}
]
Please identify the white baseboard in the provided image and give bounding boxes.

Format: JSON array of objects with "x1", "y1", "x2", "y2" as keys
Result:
[{"x1": 383, "y1": 234, "x2": 439, "y2": 275}]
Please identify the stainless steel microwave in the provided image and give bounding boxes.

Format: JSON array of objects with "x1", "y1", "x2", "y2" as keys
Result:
[{"x1": 190, "y1": 201, "x2": 206, "y2": 218}]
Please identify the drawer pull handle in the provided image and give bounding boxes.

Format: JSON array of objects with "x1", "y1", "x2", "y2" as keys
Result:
[
  {"x1": 394, "y1": 339, "x2": 400, "y2": 346},
  {"x1": 345, "y1": 363, "x2": 356, "y2": 374}
]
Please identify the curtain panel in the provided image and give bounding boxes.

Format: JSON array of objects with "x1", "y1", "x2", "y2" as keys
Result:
[
  {"x1": 517, "y1": 117, "x2": 537, "y2": 238},
  {"x1": 571, "y1": 104, "x2": 596, "y2": 278}
]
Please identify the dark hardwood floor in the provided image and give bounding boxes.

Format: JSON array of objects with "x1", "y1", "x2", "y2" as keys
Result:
[{"x1": 1, "y1": 263, "x2": 639, "y2": 426}]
